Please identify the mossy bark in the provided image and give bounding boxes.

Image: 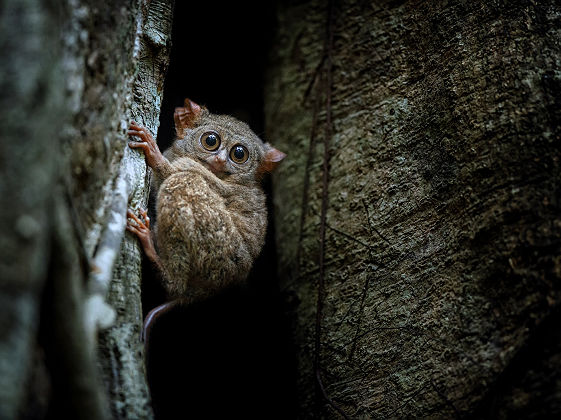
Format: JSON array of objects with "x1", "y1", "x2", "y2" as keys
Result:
[{"x1": 266, "y1": 0, "x2": 561, "y2": 417}]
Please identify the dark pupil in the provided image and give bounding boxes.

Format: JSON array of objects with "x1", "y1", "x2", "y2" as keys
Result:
[
  {"x1": 206, "y1": 135, "x2": 217, "y2": 147},
  {"x1": 233, "y1": 146, "x2": 245, "y2": 160}
]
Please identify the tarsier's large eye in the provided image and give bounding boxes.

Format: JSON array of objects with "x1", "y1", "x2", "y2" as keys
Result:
[
  {"x1": 229, "y1": 144, "x2": 249, "y2": 164},
  {"x1": 200, "y1": 131, "x2": 221, "y2": 151}
]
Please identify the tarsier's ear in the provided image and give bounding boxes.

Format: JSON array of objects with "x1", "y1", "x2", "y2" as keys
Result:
[
  {"x1": 258, "y1": 144, "x2": 286, "y2": 176},
  {"x1": 174, "y1": 98, "x2": 207, "y2": 138}
]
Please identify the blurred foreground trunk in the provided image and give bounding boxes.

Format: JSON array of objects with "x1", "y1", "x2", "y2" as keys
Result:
[{"x1": 0, "y1": 0, "x2": 173, "y2": 418}]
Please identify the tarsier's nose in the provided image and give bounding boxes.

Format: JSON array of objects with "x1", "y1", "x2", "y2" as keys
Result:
[{"x1": 208, "y1": 153, "x2": 227, "y2": 173}]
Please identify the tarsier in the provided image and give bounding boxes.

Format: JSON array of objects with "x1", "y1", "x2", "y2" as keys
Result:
[{"x1": 126, "y1": 99, "x2": 285, "y2": 338}]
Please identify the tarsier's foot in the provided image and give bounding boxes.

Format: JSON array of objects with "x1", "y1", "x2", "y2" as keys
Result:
[
  {"x1": 126, "y1": 208, "x2": 159, "y2": 265},
  {"x1": 126, "y1": 207, "x2": 150, "y2": 240},
  {"x1": 128, "y1": 121, "x2": 165, "y2": 169}
]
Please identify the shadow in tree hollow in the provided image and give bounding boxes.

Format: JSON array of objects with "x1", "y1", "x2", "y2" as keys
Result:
[{"x1": 143, "y1": 2, "x2": 298, "y2": 419}]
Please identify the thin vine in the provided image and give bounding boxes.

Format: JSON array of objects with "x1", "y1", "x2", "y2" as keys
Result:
[{"x1": 313, "y1": 0, "x2": 351, "y2": 418}]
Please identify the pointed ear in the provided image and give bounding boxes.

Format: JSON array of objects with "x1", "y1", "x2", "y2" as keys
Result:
[
  {"x1": 174, "y1": 98, "x2": 207, "y2": 138},
  {"x1": 258, "y1": 144, "x2": 286, "y2": 175}
]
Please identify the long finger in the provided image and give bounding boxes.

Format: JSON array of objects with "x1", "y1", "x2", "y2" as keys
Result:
[
  {"x1": 128, "y1": 142, "x2": 149, "y2": 151},
  {"x1": 140, "y1": 209, "x2": 150, "y2": 228},
  {"x1": 127, "y1": 209, "x2": 143, "y2": 225},
  {"x1": 126, "y1": 224, "x2": 140, "y2": 235},
  {"x1": 128, "y1": 129, "x2": 146, "y2": 137},
  {"x1": 128, "y1": 130, "x2": 153, "y2": 144}
]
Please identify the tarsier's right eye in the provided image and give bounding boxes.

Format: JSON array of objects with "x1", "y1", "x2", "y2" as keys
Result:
[{"x1": 200, "y1": 131, "x2": 221, "y2": 151}]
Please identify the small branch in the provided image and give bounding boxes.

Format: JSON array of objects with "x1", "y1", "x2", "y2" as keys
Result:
[
  {"x1": 325, "y1": 223, "x2": 372, "y2": 250},
  {"x1": 302, "y1": 55, "x2": 327, "y2": 105},
  {"x1": 314, "y1": 1, "x2": 352, "y2": 419},
  {"x1": 297, "y1": 77, "x2": 322, "y2": 274},
  {"x1": 362, "y1": 198, "x2": 390, "y2": 244},
  {"x1": 430, "y1": 379, "x2": 462, "y2": 419},
  {"x1": 316, "y1": 368, "x2": 351, "y2": 420}
]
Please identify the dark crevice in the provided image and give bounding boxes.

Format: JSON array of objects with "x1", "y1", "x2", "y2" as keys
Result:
[
  {"x1": 145, "y1": 2, "x2": 298, "y2": 419},
  {"x1": 470, "y1": 305, "x2": 561, "y2": 419}
]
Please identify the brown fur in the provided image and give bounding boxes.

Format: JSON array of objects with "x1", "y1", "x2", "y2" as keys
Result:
[{"x1": 151, "y1": 101, "x2": 284, "y2": 302}]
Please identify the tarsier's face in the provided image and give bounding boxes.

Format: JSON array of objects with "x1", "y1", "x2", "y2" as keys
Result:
[
  {"x1": 173, "y1": 99, "x2": 285, "y2": 185},
  {"x1": 179, "y1": 114, "x2": 282, "y2": 184}
]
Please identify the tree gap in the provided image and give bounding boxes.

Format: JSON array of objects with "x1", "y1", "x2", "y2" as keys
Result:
[{"x1": 146, "y1": 2, "x2": 298, "y2": 418}]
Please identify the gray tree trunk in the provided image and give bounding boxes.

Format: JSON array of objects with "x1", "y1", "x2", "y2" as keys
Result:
[
  {"x1": 0, "y1": 1, "x2": 66, "y2": 417},
  {"x1": 0, "y1": 0, "x2": 173, "y2": 418},
  {"x1": 266, "y1": 0, "x2": 561, "y2": 418}
]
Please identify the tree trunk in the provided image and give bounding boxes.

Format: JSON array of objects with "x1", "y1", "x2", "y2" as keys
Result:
[
  {"x1": 265, "y1": 0, "x2": 561, "y2": 418},
  {"x1": 0, "y1": 0, "x2": 173, "y2": 418},
  {"x1": 0, "y1": 1, "x2": 65, "y2": 417}
]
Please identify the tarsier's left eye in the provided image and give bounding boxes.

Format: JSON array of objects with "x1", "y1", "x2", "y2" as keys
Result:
[{"x1": 229, "y1": 145, "x2": 249, "y2": 164}]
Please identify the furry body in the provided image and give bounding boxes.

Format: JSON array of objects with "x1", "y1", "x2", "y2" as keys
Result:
[
  {"x1": 156, "y1": 156, "x2": 267, "y2": 300},
  {"x1": 127, "y1": 100, "x2": 284, "y2": 304}
]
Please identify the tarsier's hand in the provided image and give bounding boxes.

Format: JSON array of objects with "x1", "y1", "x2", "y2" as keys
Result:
[{"x1": 128, "y1": 121, "x2": 165, "y2": 169}]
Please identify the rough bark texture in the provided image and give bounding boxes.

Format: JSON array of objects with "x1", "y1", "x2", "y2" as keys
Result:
[
  {"x1": 0, "y1": 0, "x2": 173, "y2": 418},
  {"x1": 266, "y1": 0, "x2": 561, "y2": 418},
  {"x1": 91, "y1": 1, "x2": 174, "y2": 418}
]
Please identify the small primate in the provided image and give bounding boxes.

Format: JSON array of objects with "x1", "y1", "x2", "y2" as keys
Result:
[{"x1": 126, "y1": 99, "x2": 285, "y2": 338}]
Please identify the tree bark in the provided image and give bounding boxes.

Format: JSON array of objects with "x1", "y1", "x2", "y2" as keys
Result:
[
  {"x1": 266, "y1": 0, "x2": 561, "y2": 418},
  {"x1": 91, "y1": 2, "x2": 174, "y2": 418},
  {"x1": 0, "y1": 0, "x2": 173, "y2": 418}
]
